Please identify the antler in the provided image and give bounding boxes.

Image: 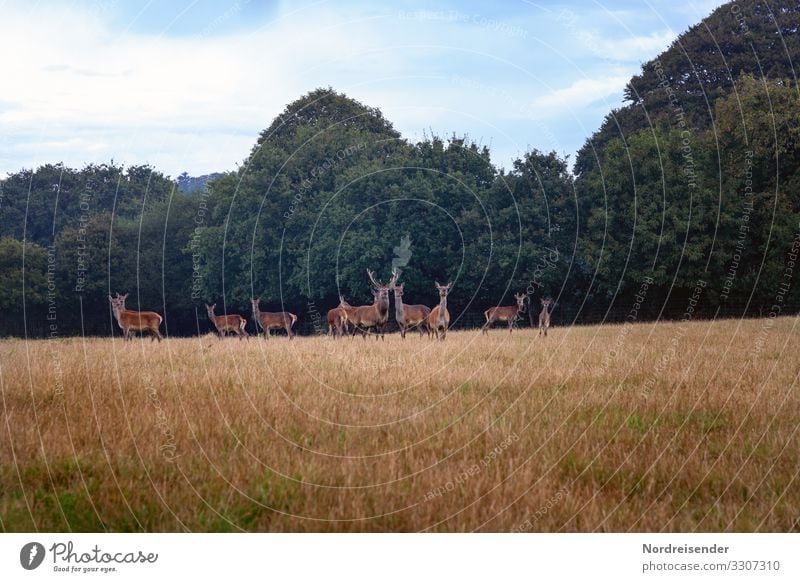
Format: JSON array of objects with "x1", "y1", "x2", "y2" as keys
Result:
[
  {"x1": 389, "y1": 268, "x2": 399, "y2": 287},
  {"x1": 366, "y1": 269, "x2": 383, "y2": 288}
]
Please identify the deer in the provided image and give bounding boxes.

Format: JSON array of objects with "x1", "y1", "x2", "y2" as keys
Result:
[
  {"x1": 482, "y1": 293, "x2": 527, "y2": 334},
  {"x1": 250, "y1": 298, "x2": 297, "y2": 340},
  {"x1": 108, "y1": 292, "x2": 164, "y2": 342},
  {"x1": 340, "y1": 270, "x2": 396, "y2": 340},
  {"x1": 391, "y1": 273, "x2": 431, "y2": 339},
  {"x1": 327, "y1": 304, "x2": 349, "y2": 339},
  {"x1": 367, "y1": 269, "x2": 397, "y2": 339},
  {"x1": 206, "y1": 303, "x2": 248, "y2": 339},
  {"x1": 426, "y1": 281, "x2": 452, "y2": 341},
  {"x1": 336, "y1": 296, "x2": 362, "y2": 337},
  {"x1": 538, "y1": 297, "x2": 553, "y2": 337}
]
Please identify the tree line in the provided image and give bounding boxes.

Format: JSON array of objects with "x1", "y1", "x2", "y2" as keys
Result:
[{"x1": 1, "y1": 0, "x2": 797, "y2": 337}]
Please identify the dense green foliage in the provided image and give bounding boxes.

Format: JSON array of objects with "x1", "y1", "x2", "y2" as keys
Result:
[{"x1": 1, "y1": 0, "x2": 798, "y2": 337}]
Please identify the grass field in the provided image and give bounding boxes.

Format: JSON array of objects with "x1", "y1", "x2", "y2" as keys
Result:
[{"x1": 1, "y1": 316, "x2": 798, "y2": 532}]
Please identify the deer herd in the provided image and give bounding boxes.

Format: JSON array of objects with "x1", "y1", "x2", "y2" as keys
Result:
[{"x1": 108, "y1": 270, "x2": 554, "y2": 342}]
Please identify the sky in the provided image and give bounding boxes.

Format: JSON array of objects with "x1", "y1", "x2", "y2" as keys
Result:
[{"x1": 0, "y1": 0, "x2": 728, "y2": 177}]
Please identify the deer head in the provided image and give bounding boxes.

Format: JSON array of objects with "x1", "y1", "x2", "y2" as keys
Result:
[
  {"x1": 367, "y1": 269, "x2": 397, "y2": 301},
  {"x1": 435, "y1": 281, "x2": 453, "y2": 299},
  {"x1": 515, "y1": 293, "x2": 526, "y2": 309}
]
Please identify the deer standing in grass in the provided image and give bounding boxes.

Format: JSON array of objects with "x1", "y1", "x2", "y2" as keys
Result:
[
  {"x1": 327, "y1": 305, "x2": 349, "y2": 339},
  {"x1": 367, "y1": 269, "x2": 397, "y2": 339},
  {"x1": 339, "y1": 269, "x2": 397, "y2": 340},
  {"x1": 538, "y1": 297, "x2": 553, "y2": 337},
  {"x1": 206, "y1": 303, "x2": 247, "y2": 339},
  {"x1": 426, "y1": 281, "x2": 452, "y2": 341},
  {"x1": 250, "y1": 298, "x2": 297, "y2": 340},
  {"x1": 483, "y1": 293, "x2": 527, "y2": 334},
  {"x1": 109, "y1": 293, "x2": 163, "y2": 342},
  {"x1": 392, "y1": 273, "x2": 431, "y2": 339}
]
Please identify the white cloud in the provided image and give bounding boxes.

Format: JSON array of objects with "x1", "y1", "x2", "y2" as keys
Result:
[
  {"x1": 0, "y1": 2, "x2": 381, "y2": 175},
  {"x1": 528, "y1": 76, "x2": 631, "y2": 119},
  {"x1": 592, "y1": 30, "x2": 676, "y2": 62},
  {"x1": 0, "y1": 1, "x2": 706, "y2": 177}
]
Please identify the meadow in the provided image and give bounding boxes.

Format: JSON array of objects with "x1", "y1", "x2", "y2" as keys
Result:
[{"x1": 1, "y1": 316, "x2": 798, "y2": 532}]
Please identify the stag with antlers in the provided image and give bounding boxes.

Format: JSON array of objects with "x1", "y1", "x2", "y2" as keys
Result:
[
  {"x1": 338, "y1": 269, "x2": 397, "y2": 340},
  {"x1": 391, "y1": 270, "x2": 431, "y2": 339},
  {"x1": 482, "y1": 293, "x2": 527, "y2": 334},
  {"x1": 538, "y1": 297, "x2": 553, "y2": 337},
  {"x1": 206, "y1": 303, "x2": 248, "y2": 339},
  {"x1": 426, "y1": 281, "x2": 452, "y2": 341},
  {"x1": 108, "y1": 293, "x2": 164, "y2": 342},
  {"x1": 250, "y1": 298, "x2": 297, "y2": 340},
  {"x1": 367, "y1": 269, "x2": 397, "y2": 339}
]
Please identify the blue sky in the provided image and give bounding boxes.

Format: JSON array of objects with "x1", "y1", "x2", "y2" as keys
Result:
[{"x1": 0, "y1": 0, "x2": 727, "y2": 177}]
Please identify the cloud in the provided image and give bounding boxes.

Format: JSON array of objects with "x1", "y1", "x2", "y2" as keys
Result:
[
  {"x1": 592, "y1": 30, "x2": 676, "y2": 62},
  {"x1": 0, "y1": 1, "x2": 718, "y2": 177},
  {"x1": 0, "y1": 2, "x2": 381, "y2": 174},
  {"x1": 527, "y1": 76, "x2": 631, "y2": 119}
]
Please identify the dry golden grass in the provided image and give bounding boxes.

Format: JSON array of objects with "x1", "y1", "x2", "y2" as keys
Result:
[{"x1": 1, "y1": 316, "x2": 798, "y2": 532}]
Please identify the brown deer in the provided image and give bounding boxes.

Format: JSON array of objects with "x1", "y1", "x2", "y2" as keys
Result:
[
  {"x1": 338, "y1": 291, "x2": 384, "y2": 340},
  {"x1": 109, "y1": 293, "x2": 163, "y2": 342},
  {"x1": 426, "y1": 281, "x2": 452, "y2": 341},
  {"x1": 367, "y1": 269, "x2": 397, "y2": 339},
  {"x1": 341, "y1": 270, "x2": 396, "y2": 340},
  {"x1": 250, "y1": 298, "x2": 297, "y2": 340},
  {"x1": 482, "y1": 293, "x2": 527, "y2": 334},
  {"x1": 337, "y1": 296, "x2": 361, "y2": 338},
  {"x1": 392, "y1": 276, "x2": 431, "y2": 339},
  {"x1": 206, "y1": 303, "x2": 247, "y2": 339},
  {"x1": 538, "y1": 297, "x2": 553, "y2": 337},
  {"x1": 327, "y1": 305, "x2": 349, "y2": 339}
]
